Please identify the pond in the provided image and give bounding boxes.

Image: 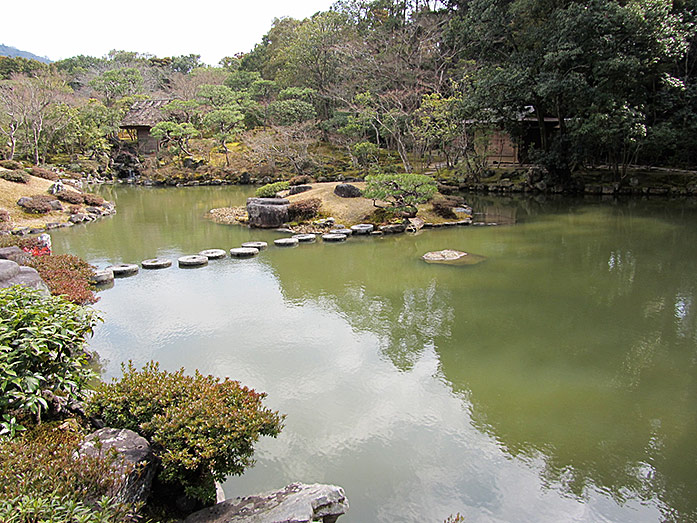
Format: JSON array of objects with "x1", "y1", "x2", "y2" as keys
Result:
[{"x1": 50, "y1": 186, "x2": 697, "y2": 522}]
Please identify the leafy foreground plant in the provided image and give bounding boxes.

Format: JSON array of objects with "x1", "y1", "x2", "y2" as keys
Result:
[
  {"x1": 0, "y1": 422, "x2": 137, "y2": 523},
  {"x1": 88, "y1": 362, "x2": 284, "y2": 506},
  {"x1": 0, "y1": 286, "x2": 100, "y2": 434}
]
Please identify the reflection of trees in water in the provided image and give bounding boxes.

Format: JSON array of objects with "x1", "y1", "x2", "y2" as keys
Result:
[
  {"x1": 437, "y1": 205, "x2": 697, "y2": 521},
  {"x1": 323, "y1": 281, "x2": 455, "y2": 372}
]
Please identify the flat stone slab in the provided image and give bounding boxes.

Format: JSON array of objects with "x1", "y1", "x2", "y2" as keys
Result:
[
  {"x1": 274, "y1": 238, "x2": 299, "y2": 247},
  {"x1": 199, "y1": 249, "x2": 227, "y2": 260},
  {"x1": 230, "y1": 247, "x2": 259, "y2": 258},
  {"x1": 91, "y1": 268, "x2": 115, "y2": 284},
  {"x1": 322, "y1": 233, "x2": 347, "y2": 242},
  {"x1": 330, "y1": 228, "x2": 352, "y2": 236},
  {"x1": 241, "y1": 241, "x2": 268, "y2": 250},
  {"x1": 178, "y1": 255, "x2": 208, "y2": 267},
  {"x1": 141, "y1": 258, "x2": 172, "y2": 269},
  {"x1": 108, "y1": 263, "x2": 139, "y2": 277},
  {"x1": 350, "y1": 223, "x2": 374, "y2": 235},
  {"x1": 184, "y1": 483, "x2": 349, "y2": 523},
  {"x1": 422, "y1": 249, "x2": 487, "y2": 266},
  {"x1": 292, "y1": 233, "x2": 316, "y2": 242}
]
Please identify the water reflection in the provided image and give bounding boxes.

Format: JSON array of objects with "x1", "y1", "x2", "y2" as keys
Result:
[{"x1": 57, "y1": 187, "x2": 697, "y2": 522}]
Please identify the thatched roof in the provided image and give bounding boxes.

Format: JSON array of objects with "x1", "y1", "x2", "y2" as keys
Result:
[{"x1": 121, "y1": 99, "x2": 171, "y2": 128}]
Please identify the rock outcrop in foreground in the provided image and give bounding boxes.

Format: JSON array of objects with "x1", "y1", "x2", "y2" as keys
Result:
[
  {"x1": 0, "y1": 257, "x2": 49, "y2": 294},
  {"x1": 246, "y1": 198, "x2": 290, "y2": 228},
  {"x1": 184, "y1": 482, "x2": 349, "y2": 523}
]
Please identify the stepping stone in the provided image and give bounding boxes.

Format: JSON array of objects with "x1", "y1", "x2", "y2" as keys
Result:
[
  {"x1": 292, "y1": 234, "x2": 316, "y2": 243},
  {"x1": 90, "y1": 268, "x2": 115, "y2": 284},
  {"x1": 274, "y1": 238, "x2": 299, "y2": 247},
  {"x1": 199, "y1": 249, "x2": 226, "y2": 260},
  {"x1": 230, "y1": 247, "x2": 259, "y2": 258},
  {"x1": 322, "y1": 233, "x2": 347, "y2": 242},
  {"x1": 350, "y1": 224, "x2": 374, "y2": 235},
  {"x1": 178, "y1": 255, "x2": 208, "y2": 267},
  {"x1": 330, "y1": 228, "x2": 352, "y2": 236},
  {"x1": 107, "y1": 263, "x2": 139, "y2": 277},
  {"x1": 141, "y1": 258, "x2": 172, "y2": 269},
  {"x1": 241, "y1": 241, "x2": 268, "y2": 250}
]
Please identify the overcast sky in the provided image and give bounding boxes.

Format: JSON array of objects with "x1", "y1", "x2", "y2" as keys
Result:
[{"x1": 3, "y1": 0, "x2": 335, "y2": 65}]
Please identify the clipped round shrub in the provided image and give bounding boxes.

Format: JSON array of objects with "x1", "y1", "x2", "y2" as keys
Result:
[
  {"x1": 431, "y1": 196, "x2": 464, "y2": 219},
  {"x1": 83, "y1": 193, "x2": 105, "y2": 206},
  {"x1": 289, "y1": 198, "x2": 321, "y2": 222},
  {"x1": 0, "y1": 424, "x2": 134, "y2": 522},
  {"x1": 87, "y1": 362, "x2": 284, "y2": 505},
  {"x1": 29, "y1": 166, "x2": 60, "y2": 181},
  {"x1": 0, "y1": 208, "x2": 11, "y2": 228},
  {"x1": 55, "y1": 190, "x2": 85, "y2": 204},
  {"x1": 1, "y1": 169, "x2": 29, "y2": 184},
  {"x1": 69, "y1": 205, "x2": 81, "y2": 215},
  {"x1": 27, "y1": 254, "x2": 98, "y2": 305},
  {"x1": 0, "y1": 159, "x2": 23, "y2": 170},
  {"x1": 255, "y1": 181, "x2": 289, "y2": 198},
  {"x1": 289, "y1": 175, "x2": 313, "y2": 186},
  {"x1": 18, "y1": 197, "x2": 52, "y2": 214}
]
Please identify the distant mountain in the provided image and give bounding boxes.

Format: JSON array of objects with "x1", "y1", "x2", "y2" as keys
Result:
[{"x1": 0, "y1": 44, "x2": 51, "y2": 64}]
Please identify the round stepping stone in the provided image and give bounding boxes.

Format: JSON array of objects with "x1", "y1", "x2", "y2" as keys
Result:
[
  {"x1": 241, "y1": 241, "x2": 268, "y2": 250},
  {"x1": 108, "y1": 263, "x2": 139, "y2": 277},
  {"x1": 274, "y1": 238, "x2": 299, "y2": 247},
  {"x1": 230, "y1": 247, "x2": 259, "y2": 258},
  {"x1": 199, "y1": 249, "x2": 226, "y2": 260},
  {"x1": 330, "y1": 228, "x2": 352, "y2": 236},
  {"x1": 292, "y1": 233, "x2": 316, "y2": 243},
  {"x1": 322, "y1": 233, "x2": 347, "y2": 242},
  {"x1": 141, "y1": 258, "x2": 172, "y2": 270},
  {"x1": 350, "y1": 223, "x2": 374, "y2": 235},
  {"x1": 91, "y1": 268, "x2": 115, "y2": 285},
  {"x1": 178, "y1": 255, "x2": 208, "y2": 267}
]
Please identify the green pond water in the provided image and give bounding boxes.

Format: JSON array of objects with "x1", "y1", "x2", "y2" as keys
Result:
[{"x1": 50, "y1": 186, "x2": 697, "y2": 522}]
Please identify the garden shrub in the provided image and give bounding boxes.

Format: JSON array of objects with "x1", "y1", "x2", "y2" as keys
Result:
[
  {"x1": 0, "y1": 423, "x2": 136, "y2": 522},
  {"x1": 83, "y1": 193, "x2": 105, "y2": 206},
  {"x1": 289, "y1": 198, "x2": 321, "y2": 221},
  {"x1": 289, "y1": 174, "x2": 313, "y2": 186},
  {"x1": 55, "y1": 189, "x2": 85, "y2": 204},
  {"x1": 29, "y1": 166, "x2": 60, "y2": 181},
  {"x1": 363, "y1": 173, "x2": 437, "y2": 217},
  {"x1": 0, "y1": 287, "x2": 100, "y2": 429},
  {"x1": 69, "y1": 204, "x2": 81, "y2": 214},
  {"x1": 27, "y1": 254, "x2": 98, "y2": 304},
  {"x1": 88, "y1": 361, "x2": 284, "y2": 504},
  {"x1": 255, "y1": 181, "x2": 289, "y2": 198},
  {"x1": 0, "y1": 208, "x2": 11, "y2": 230},
  {"x1": 17, "y1": 195, "x2": 54, "y2": 214},
  {"x1": 0, "y1": 169, "x2": 29, "y2": 183},
  {"x1": 0, "y1": 159, "x2": 23, "y2": 170}
]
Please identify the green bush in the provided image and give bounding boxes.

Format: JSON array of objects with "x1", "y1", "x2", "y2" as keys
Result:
[
  {"x1": 363, "y1": 173, "x2": 437, "y2": 217},
  {"x1": 0, "y1": 287, "x2": 100, "y2": 430},
  {"x1": 0, "y1": 159, "x2": 23, "y2": 170},
  {"x1": 255, "y1": 181, "x2": 289, "y2": 198},
  {"x1": 0, "y1": 423, "x2": 137, "y2": 522},
  {"x1": 27, "y1": 254, "x2": 98, "y2": 305},
  {"x1": 0, "y1": 169, "x2": 29, "y2": 183},
  {"x1": 87, "y1": 362, "x2": 284, "y2": 504}
]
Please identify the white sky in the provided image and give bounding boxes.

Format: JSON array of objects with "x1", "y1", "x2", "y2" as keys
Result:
[{"x1": 2, "y1": 0, "x2": 335, "y2": 65}]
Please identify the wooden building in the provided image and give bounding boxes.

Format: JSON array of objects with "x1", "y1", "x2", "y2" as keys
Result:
[{"x1": 120, "y1": 99, "x2": 171, "y2": 154}]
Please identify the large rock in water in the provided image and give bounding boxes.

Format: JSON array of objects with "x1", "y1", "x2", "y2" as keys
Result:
[
  {"x1": 247, "y1": 198, "x2": 290, "y2": 228},
  {"x1": 0, "y1": 259, "x2": 49, "y2": 294},
  {"x1": 184, "y1": 483, "x2": 349, "y2": 523},
  {"x1": 77, "y1": 428, "x2": 156, "y2": 505},
  {"x1": 422, "y1": 249, "x2": 486, "y2": 266}
]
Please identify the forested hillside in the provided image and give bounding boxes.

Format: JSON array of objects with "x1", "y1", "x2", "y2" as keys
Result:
[{"x1": 1, "y1": 0, "x2": 696, "y2": 187}]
